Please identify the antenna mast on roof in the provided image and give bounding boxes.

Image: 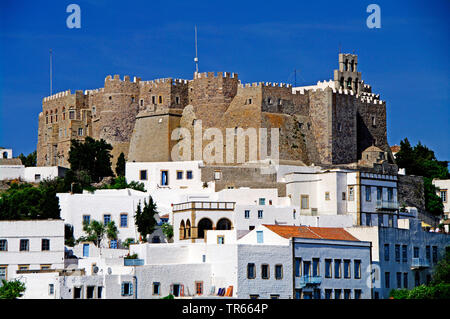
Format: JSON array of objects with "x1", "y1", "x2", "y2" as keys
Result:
[
  {"x1": 49, "y1": 49, "x2": 53, "y2": 95},
  {"x1": 194, "y1": 26, "x2": 199, "y2": 74}
]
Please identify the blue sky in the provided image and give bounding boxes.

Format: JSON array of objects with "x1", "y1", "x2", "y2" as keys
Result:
[{"x1": 0, "y1": 0, "x2": 449, "y2": 161}]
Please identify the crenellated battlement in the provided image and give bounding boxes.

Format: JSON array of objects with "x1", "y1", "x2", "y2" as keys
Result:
[
  {"x1": 104, "y1": 74, "x2": 141, "y2": 83},
  {"x1": 43, "y1": 90, "x2": 72, "y2": 102},
  {"x1": 84, "y1": 88, "x2": 105, "y2": 95},
  {"x1": 139, "y1": 78, "x2": 189, "y2": 87},
  {"x1": 193, "y1": 71, "x2": 238, "y2": 79}
]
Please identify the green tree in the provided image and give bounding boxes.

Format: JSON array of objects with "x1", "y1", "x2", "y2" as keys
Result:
[
  {"x1": 0, "y1": 279, "x2": 26, "y2": 299},
  {"x1": 68, "y1": 137, "x2": 114, "y2": 182},
  {"x1": 395, "y1": 138, "x2": 449, "y2": 216},
  {"x1": 135, "y1": 196, "x2": 159, "y2": 242},
  {"x1": 0, "y1": 183, "x2": 60, "y2": 220},
  {"x1": 106, "y1": 221, "x2": 118, "y2": 242},
  {"x1": 81, "y1": 220, "x2": 105, "y2": 247},
  {"x1": 115, "y1": 152, "x2": 126, "y2": 177},
  {"x1": 161, "y1": 223, "x2": 173, "y2": 240},
  {"x1": 18, "y1": 151, "x2": 37, "y2": 167}
]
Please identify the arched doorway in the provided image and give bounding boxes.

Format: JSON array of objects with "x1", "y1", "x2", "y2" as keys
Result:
[
  {"x1": 186, "y1": 219, "x2": 191, "y2": 238},
  {"x1": 2, "y1": 152, "x2": 7, "y2": 159},
  {"x1": 216, "y1": 218, "x2": 232, "y2": 230},
  {"x1": 179, "y1": 220, "x2": 185, "y2": 240},
  {"x1": 197, "y1": 218, "x2": 213, "y2": 239}
]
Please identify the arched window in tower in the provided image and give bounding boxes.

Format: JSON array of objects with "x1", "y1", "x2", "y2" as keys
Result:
[
  {"x1": 340, "y1": 77, "x2": 344, "y2": 88},
  {"x1": 197, "y1": 218, "x2": 213, "y2": 239},
  {"x1": 347, "y1": 78, "x2": 352, "y2": 89},
  {"x1": 50, "y1": 110, "x2": 53, "y2": 123},
  {"x1": 158, "y1": 96, "x2": 163, "y2": 104},
  {"x1": 350, "y1": 61, "x2": 354, "y2": 72},
  {"x1": 344, "y1": 60, "x2": 348, "y2": 71},
  {"x1": 62, "y1": 107, "x2": 65, "y2": 120},
  {"x1": 2, "y1": 152, "x2": 7, "y2": 159},
  {"x1": 355, "y1": 78, "x2": 359, "y2": 93},
  {"x1": 46, "y1": 111, "x2": 49, "y2": 124},
  {"x1": 55, "y1": 109, "x2": 58, "y2": 122},
  {"x1": 185, "y1": 219, "x2": 191, "y2": 238}
]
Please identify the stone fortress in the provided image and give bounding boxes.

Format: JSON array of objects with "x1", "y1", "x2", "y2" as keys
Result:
[{"x1": 37, "y1": 53, "x2": 394, "y2": 173}]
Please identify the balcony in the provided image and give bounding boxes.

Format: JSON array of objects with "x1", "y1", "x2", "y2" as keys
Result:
[
  {"x1": 411, "y1": 258, "x2": 430, "y2": 269},
  {"x1": 296, "y1": 276, "x2": 322, "y2": 289},
  {"x1": 173, "y1": 201, "x2": 235, "y2": 212},
  {"x1": 124, "y1": 258, "x2": 144, "y2": 266},
  {"x1": 376, "y1": 200, "x2": 399, "y2": 210}
]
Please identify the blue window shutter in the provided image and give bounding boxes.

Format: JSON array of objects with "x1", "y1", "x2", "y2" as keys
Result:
[
  {"x1": 121, "y1": 283, "x2": 124, "y2": 296},
  {"x1": 256, "y1": 231, "x2": 263, "y2": 243},
  {"x1": 130, "y1": 283, "x2": 133, "y2": 295}
]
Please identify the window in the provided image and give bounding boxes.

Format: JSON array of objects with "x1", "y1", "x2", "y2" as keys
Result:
[
  {"x1": 214, "y1": 171, "x2": 222, "y2": 180},
  {"x1": 354, "y1": 260, "x2": 361, "y2": 279},
  {"x1": 440, "y1": 190, "x2": 447, "y2": 202},
  {"x1": 42, "y1": 239, "x2": 50, "y2": 251},
  {"x1": 334, "y1": 289, "x2": 342, "y2": 299},
  {"x1": 385, "y1": 272, "x2": 390, "y2": 288},
  {"x1": 0, "y1": 266, "x2": 7, "y2": 280},
  {"x1": 217, "y1": 236, "x2": 225, "y2": 245},
  {"x1": 325, "y1": 192, "x2": 330, "y2": 200},
  {"x1": 139, "y1": 170, "x2": 147, "y2": 181},
  {"x1": 354, "y1": 289, "x2": 362, "y2": 299},
  {"x1": 69, "y1": 110, "x2": 75, "y2": 120},
  {"x1": 325, "y1": 289, "x2": 332, "y2": 299},
  {"x1": 261, "y1": 264, "x2": 269, "y2": 279},
  {"x1": 275, "y1": 265, "x2": 283, "y2": 280},
  {"x1": 158, "y1": 96, "x2": 163, "y2": 104},
  {"x1": 396, "y1": 272, "x2": 402, "y2": 288},
  {"x1": 312, "y1": 258, "x2": 320, "y2": 277},
  {"x1": 176, "y1": 171, "x2": 183, "y2": 180},
  {"x1": 83, "y1": 215, "x2": 91, "y2": 225},
  {"x1": 49, "y1": 284, "x2": 54, "y2": 295},
  {"x1": 186, "y1": 170, "x2": 193, "y2": 180},
  {"x1": 314, "y1": 289, "x2": 321, "y2": 300},
  {"x1": 74, "y1": 287, "x2": 82, "y2": 299},
  {"x1": 78, "y1": 128, "x2": 83, "y2": 136},
  {"x1": 387, "y1": 188, "x2": 394, "y2": 202},
  {"x1": 403, "y1": 273, "x2": 408, "y2": 288},
  {"x1": 301, "y1": 195, "x2": 309, "y2": 209},
  {"x1": 20, "y1": 239, "x2": 29, "y2": 251},
  {"x1": 295, "y1": 258, "x2": 301, "y2": 277},
  {"x1": 334, "y1": 260, "x2": 341, "y2": 278},
  {"x1": 103, "y1": 214, "x2": 111, "y2": 226},
  {"x1": 348, "y1": 187, "x2": 354, "y2": 201},
  {"x1": 371, "y1": 116, "x2": 376, "y2": 126},
  {"x1": 426, "y1": 246, "x2": 431, "y2": 261},
  {"x1": 365, "y1": 186, "x2": 371, "y2": 202},
  {"x1": 161, "y1": 170, "x2": 169, "y2": 186},
  {"x1": 395, "y1": 245, "x2": 400, "y2": 262},
  {"x1": 86, "y1": 286, "x2": 95, "y2": 299},
  {"x1": 402, "y1": 245, "x2": 407, "y2": 263},
  {"x1": 18, "y1": 265, "x2": 29, "y2": 271},
  {"x1": 432, "y1": 246, "x2": 438, "y2": 263},
  {"x1": 414, "y1": 247, "x2": 419, "y2": 258},
  {"x1": 270, "y1": 294, "x2": 280, "y2": 299},
  {"x1": 0, "y1": 240, "x2": 7, "y2": 251},
  {"x1": 195, "y1": 281, "x2": 203, "y2": 295},
  {"x1": 342, "y1": 192, "x2": 346, "y2": 201},
  {"x1": 151, "y1": 96, "x2": 156, "y2": 104},
  {"x1": 366, "y1": 214, "x2": 371, "y2": 226},
  {"x1": 377, "y1": 187, "x2": 382, "y2": 201},
  {"x1": 175, "y1": 96, "x2": 180, "y2": 105},
  {"x1": 256, "y1": 231, "x2": 264, "y2": 244},
  {"x1": 378, "y1": 214, "x2": 384, "y2": 227},
  {"x1": 244, "y1": 210, "x2": 250, "y2": 219},
  {"x1": 325, "y1": 259, "x2": 332, "y2": 278},
  {"x1": 384, "y1": 244, "x2": 390, "y2": 261},
  {"x1": 247, "y1": 263, "x2": 255, "y2": 279},
  {"x1": 121, "y1": 282, "x2": 133, "y2": 296},
  {"x1": 152, "y1": 282, "x2": 160, "y2": 295},
  {"x1": 338, "y1": 123, "x2": 342, "y2": 132},
  {"x1": 249, "y1": 295, "x2": 259, "y2": 299},
  {"x1": 344, "y1": 260, "x2": 351, "y2": 278},
  {"x1": 258, "y1": 210, "x2": 263, "y2": 219},
  {"x1": 267, "y1": 97, "x2": 273, "y2": 104},
  {"x1": 303, "y1": 261, "x2": 311, "y2": 277},
  {"x1": 259, "y1": 198, "x2": 266, "y2": 205},
  {"x1": 120, "y1": 214, "x2": 128, "y2": 228},
  {"x1": 344, "y1": 289, "x2": 351, "y2": 299}
]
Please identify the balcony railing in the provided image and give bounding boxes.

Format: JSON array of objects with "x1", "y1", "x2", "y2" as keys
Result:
[
  {"x1": 296, "y1": 276, "x2": 322, "y2": 288},
  {"x1": 376, "y1": 200, "x2": 399, "y2": 210},
  {"x1": 411, "y1": 258, "x2": 430, "y2": 269},
  {"x1": 124, "y1": 259, "x2": 144, "y2": 266},
  {"x1": 173, "y1": 201, "x2": 235, "y2": 212}
]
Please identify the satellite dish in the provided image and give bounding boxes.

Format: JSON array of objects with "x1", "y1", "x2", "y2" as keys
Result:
[
  {"x1": 107, "y1": 267, "x2": 112, "y2": 275},
  {"x1": 93, "y1": 266, "x2": 99, "y2": 274}
]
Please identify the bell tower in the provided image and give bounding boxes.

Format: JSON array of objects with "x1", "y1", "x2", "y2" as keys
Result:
[{"x1": 334, "y1": 53, "x2": 362, "y2": 94}]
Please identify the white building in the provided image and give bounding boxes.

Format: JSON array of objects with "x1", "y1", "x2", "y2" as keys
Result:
[
  {"x1": 239, "y1": 224, "x2": 372, "y2": 299},
  {"x1": 0, "y1": 163, "x2": 67, "y2": 182},
  {"x1": 0, "y1": 219, "x2": 65, "y2": 281},
  {"x1": 346, "y1": 218, "x2": 450, "y2": 299},
  {"x1": 432, "y1": 179, "x2": 449, "y2": 219},
  {"x1": 0, "y1": 148, "x2": 13, "y2": 159}
]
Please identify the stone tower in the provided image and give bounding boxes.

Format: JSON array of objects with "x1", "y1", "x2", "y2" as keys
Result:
[{"x1": 334, "y1": 53, "x2": 362, "y2": 94}]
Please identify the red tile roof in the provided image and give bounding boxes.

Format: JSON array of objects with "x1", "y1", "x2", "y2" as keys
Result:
[
  {"x1": 263, "y1": 224, "x2": 360, "y2": 242},
  {"x1": 160, "y1": 214, "x2": 169, "y2": 219},
  {"x1": 390, "y1": 145, "x2": 401, "y2": 153}
]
